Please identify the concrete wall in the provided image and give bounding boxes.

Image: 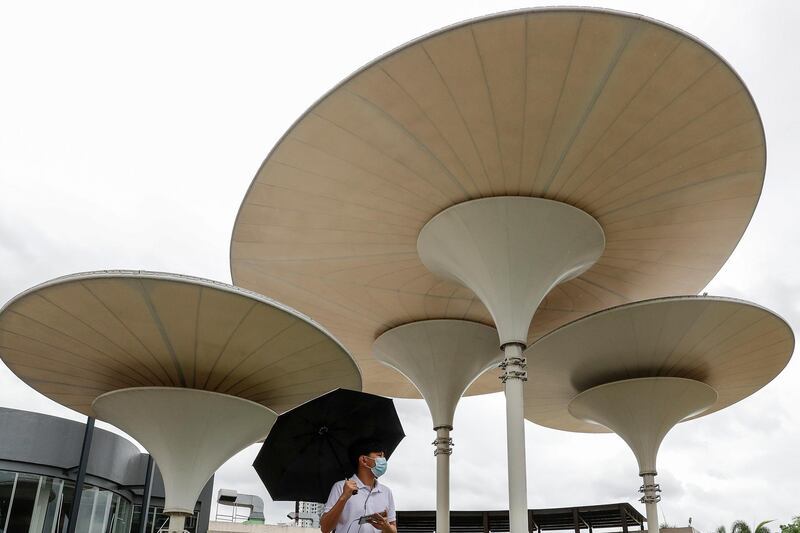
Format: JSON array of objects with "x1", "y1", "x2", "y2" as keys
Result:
[
  {"x1": 209, "y1": 522, "x2": 318, "y2": 533},
  {"x1": 0, "y1": 406, "x2": 144, "y2": 487}
]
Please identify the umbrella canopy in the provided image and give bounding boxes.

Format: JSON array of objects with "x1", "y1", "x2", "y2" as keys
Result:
[{"x1": 254, "y1": 388, "x2": 405, "y2": 503}]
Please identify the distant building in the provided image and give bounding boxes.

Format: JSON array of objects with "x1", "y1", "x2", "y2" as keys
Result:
[
  {"x1": 285, "y1": 501, "x2": 322, "y2": 528},
  {"x1": 298, "y1": 503, "x2": 322, "y2": 517},
  {"x1": 0, "y1": 407, "x2": 212, "y2": 533}
]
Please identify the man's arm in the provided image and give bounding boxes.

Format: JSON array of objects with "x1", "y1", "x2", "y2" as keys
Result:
[{"x1": 320, "y1": 479, "x2": 357, "y2": 533}]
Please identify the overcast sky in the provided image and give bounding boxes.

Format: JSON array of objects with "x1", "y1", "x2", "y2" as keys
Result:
[{"x1": 1, "y1": 1, "x2": 799, "y2": 532}]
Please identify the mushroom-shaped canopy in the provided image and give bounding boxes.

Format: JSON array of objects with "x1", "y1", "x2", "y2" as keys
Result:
[
  {"x1": 523, "y1": 296, "x2": 793, "y2": 433},
  {"x1": 231, "y1": 7, "x2": 767, "y2": 398},
  {"x1": 0, "y1": 270, "x2": 362, "y2": 416},
  {"x1": 373, "y1": 319, "x2": 501, "y2": 429}
]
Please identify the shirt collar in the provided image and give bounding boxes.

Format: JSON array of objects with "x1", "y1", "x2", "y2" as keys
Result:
[{"x1": 352, "y1": 475, "x2": 382, "y2": 493}]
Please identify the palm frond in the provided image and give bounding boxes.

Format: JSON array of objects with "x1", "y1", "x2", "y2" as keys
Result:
[{"x1": 754, "y1": 519, "x2": 774, "y2": 533}]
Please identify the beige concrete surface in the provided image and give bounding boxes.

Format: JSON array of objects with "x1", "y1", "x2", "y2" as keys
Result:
[
  {"x1": 0, "y1": 270, "x2": 362, "y2": 416},
  {"x1": 523, "y1": 296, "x2": 793, "y2": 433},
  {"x1": 231, "y1": 8, "x2": 767, "y2": 398}
]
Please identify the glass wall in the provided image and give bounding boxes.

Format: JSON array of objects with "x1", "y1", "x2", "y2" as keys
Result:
[{"x1": 0, "y1": 470, "x2": 133, "y2": 533}]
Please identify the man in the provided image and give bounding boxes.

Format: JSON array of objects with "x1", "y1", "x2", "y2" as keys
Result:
[{"x1": 320, "y1": 440, "x2": 397, "y2": 533}]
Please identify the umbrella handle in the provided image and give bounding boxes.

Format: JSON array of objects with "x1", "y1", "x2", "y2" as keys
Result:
[{"x1": 345, "y1": 478, "x2": 358, "y2": 496}]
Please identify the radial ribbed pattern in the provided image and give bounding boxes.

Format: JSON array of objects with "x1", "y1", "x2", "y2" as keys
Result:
[
  {"x1": 523, "y1": 296, "x2": 793, "y2": 433},
  {"x1": 0, "y1": 271, "x2": 362, "y2": 416},
  {"x1": 231, "y1": 8, "x2": 766, "y2": 398}
]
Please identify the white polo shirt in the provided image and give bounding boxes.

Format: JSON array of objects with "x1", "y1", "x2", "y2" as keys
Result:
[{"x1": 322, "y1": 476, "x2": 396, "y2": 533}]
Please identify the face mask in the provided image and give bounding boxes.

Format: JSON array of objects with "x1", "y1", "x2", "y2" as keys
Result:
[{"x1": 366, "y1": 456, "x2": 388, "y2": 477}]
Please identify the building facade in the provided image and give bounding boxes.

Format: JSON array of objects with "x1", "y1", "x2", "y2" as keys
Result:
[{"x1": 0, "y1": 408, "x2": 212, "y2": 533}]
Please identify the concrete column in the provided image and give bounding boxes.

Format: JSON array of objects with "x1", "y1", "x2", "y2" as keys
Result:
[
  {"x1": 501, "y1": 343, "x2": 528, "y2": 533},
  {"x1": 640, "y1": 474, "x2": 659, "y2": 533},
  {"x1": 167, "y1": 513, "x2": 187, "y2": 533},
  {"x1": 433, "y1": 427, "x2": 452, "y2": 533}
]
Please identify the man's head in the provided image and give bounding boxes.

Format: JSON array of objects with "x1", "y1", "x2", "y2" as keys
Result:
[{"x1": 348, "y1": 439, "x2": 386, "y2": 476}]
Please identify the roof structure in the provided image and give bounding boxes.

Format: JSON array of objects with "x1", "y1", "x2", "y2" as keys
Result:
[
  {"x1": 230, "y1": 7, "x2": 766, "y2": 398},
  {"x1": 522, "y1": 295, "x2": 794, "y2": 433},
  {"x1": 0, "y1": 270, "x2": 362, "y2": 416},
  {"x1": 396, "y1": 503, "x2": 646, "y2": 533},
  {"x1": 373, "y1": 319, "x2": 501, "y2": 429},
  {"x1": 0, "y1": 270, "x2": 363, "y2": 528}
]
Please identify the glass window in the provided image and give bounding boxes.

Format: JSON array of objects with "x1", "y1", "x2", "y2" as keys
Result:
[
  {"x1": 58, "y1": 482, "x2": 75, "y2": 533},
  {"x1": 6, "y1": 474, "x2": 39, "y2": 533},
  {"x1": 0, "y1": 472, "x2": 18, "y2": 533},
  {"x1": 0, "y1": 471, "x2": 134, "y2": 533},
  {"x1": 110, "y1": 497, "x2": 132, "y2": 533},
  {"x1": 89, "y1": 489, "x2": 111, "y2": 533},
  {"x1": 39, "y1": 479, "x2": 63, "y2": 533},
  {"x1": 27, "y1": 477, "x2": 63, "y2": 533},
  {"x1": 74, "y1": 486, "x2": 97, "y2": 533}
]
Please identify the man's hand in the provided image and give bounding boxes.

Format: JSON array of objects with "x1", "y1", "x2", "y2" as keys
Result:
[
  {"x1": 321, "y1": 479, "x2": 359, "y2": 533},
  {"x1": 367, "y1": 511, "x2": 393, "y2": 533},
  {"x1": 340, "y1": 479, "x2": 358, "y2": 501}
]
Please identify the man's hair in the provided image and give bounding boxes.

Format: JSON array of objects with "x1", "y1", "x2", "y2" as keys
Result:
[{"x1": 348, "y1": 439, "x2": 384, "y2": 471}]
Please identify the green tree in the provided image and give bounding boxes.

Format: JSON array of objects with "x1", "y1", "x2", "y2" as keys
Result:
[
  {"x1": 779, "y1": 517, "x2": 800, "y2": 533},
  {"x1": 715, "y1": 520, "x2": 774, "y2": 533}
]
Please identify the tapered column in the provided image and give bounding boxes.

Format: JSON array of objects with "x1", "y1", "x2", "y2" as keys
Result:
[
  {"x1": 433, "y1": 427, "x2": 453, "y2": 533},
  {"x1": 568, "y1": 377, "x2": 717, "y2": 533},
  {"x1": 417, "y1": 197, "x2": 605, "y2": 533},
  {"x1": 93, "y1": 387, "x2": 278, "y2": 533},
  {"x1": 374, "y1": 320, "x2": 501, "y2": 533}
]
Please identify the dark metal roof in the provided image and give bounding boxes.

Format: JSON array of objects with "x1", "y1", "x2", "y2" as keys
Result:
[{"x1": 397, "y1": 503, "x2": 646, "y2": 533}]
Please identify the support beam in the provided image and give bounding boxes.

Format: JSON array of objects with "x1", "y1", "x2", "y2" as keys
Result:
[
  {"x1": 66, "y1": 416, "x2": 95, "y2": 533},
  {"x1": 138, "y1": 455, "x2": 155, "y2": 533}
]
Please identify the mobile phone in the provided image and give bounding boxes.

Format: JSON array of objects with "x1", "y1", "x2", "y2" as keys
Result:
[{"x1": 358, "y1": 515, "x2": 372, "y2": 525}]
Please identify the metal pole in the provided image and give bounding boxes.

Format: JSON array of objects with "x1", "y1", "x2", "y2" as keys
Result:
[
  {"x1": 66, "y1": 416, "x2": 95, "y2": 533},
  {"x1": 639, "y1": 474, "x2": 660, "y2": 533},
  {"x1": 138, "y1": 456, "x2": 155, "y2": 533},
  {"x1": 501, "y1": 343, "x2": 528, "y2": 533},
  {"x1": 433, "y1": 426, "x2": 452, "y2": 533},
  {"x1": 295, "y1": 501, "x2": 300, "y2": 526},
  {"x1": 620, "y1": 505, "x2": 628, "y2": 533}
]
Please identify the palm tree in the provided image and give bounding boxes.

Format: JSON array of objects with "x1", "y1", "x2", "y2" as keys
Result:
[{"x1": 716, "y1": 520, "x2": 774, "y2": 533}]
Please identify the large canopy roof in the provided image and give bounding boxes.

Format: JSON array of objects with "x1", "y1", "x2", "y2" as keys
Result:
[
  {"x1": 522, "y1": 296, "x2": 793, "y2": 433},
  {"x1": 231, "y1": 8, "x2": 766, "y2": 398},
  {"x1": 0, "y1": 271, "x2": 362, "y2": 416}
]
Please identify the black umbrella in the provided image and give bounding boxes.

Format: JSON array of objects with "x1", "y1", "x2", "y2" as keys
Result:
[{"x1": 253, "y1": 388, "x2": 405, "y2": 503}]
